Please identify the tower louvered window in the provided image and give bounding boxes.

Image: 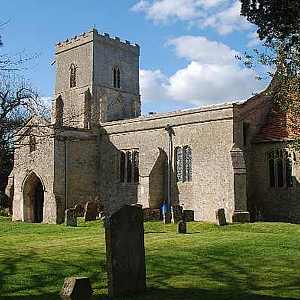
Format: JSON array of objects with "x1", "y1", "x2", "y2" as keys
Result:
[
  {"x1": 113, "y1": 67, "x2": 121, "y2": 89},
  {"x1": 70, "y1": 64, "x2": 77, "y2": 88}
]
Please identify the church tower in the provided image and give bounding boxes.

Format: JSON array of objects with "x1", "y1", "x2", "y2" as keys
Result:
[{"x1": 53, "y1": 29, "x2": 141, "y2": 128}]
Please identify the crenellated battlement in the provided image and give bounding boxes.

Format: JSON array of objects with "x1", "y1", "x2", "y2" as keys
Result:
[{"x1": 55, "y1": 28, "x2": 140, "y2": 55}]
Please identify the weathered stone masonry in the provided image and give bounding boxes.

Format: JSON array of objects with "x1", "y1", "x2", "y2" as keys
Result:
[{"x1": 8, "y1": 29, "x2": 300, "y2": 224}]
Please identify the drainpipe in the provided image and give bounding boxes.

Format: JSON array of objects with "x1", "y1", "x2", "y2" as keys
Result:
[
  {"x1": 64, "y1": 136, "x2": 68, "y2": 213},
  {"x1": 165, "y1": 124, "x2": 175, "y2": 216}
]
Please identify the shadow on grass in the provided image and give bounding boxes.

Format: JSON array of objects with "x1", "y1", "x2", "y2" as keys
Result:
[{"x1": 0, "y1": 288, "x2": 296, "y2": 300}]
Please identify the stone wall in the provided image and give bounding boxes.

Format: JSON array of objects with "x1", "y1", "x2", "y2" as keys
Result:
[
  {"x1": 53, "y1": 129, "x2": 98, "y2": 222},
  {"x1": 99, "y1": 104, "x2": 237, "y2": 222},
  {"x1": 12, "y1": 118, "x2": 56, "y2": 223},
  {"x1": 249, "y1": 142, "x2": 300, "y2": 223}
]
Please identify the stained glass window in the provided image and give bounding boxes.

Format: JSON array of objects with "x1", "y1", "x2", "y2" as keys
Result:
[
  {"x1": 186, "y1": 146, "x2": 192, "y2": 182},
  {"x1": 175, "y1": 147, "x2": 183, "y2": 182}
]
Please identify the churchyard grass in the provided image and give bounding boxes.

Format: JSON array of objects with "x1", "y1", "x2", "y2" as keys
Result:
[{"x1": 0, "y1": 217, "x2": 300, "y2": 299}]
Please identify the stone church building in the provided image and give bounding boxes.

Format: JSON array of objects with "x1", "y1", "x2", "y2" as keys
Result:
[{"x1": 7, "y1": 29, "x2": 300, "y2": 224}]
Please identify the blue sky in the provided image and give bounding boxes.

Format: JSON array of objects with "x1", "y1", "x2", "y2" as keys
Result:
[{"x1": 0, "y1": 0, "x2": 267, "y2": 114}]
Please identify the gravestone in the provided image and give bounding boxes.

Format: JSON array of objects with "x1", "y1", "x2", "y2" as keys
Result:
[
  {"x1": 171, "y1": 205, "x2": 183, "y2": 223},
  {"x1": 178, "y1": 220, "x2": 187, "y2": 234},
  {"x1": 105, "y1": 204, "x2": 146, "y2": 297},
  {"x1": 163, "y1": 211, "x2": 172, "y2": 224},
  {"x1": 65, "y1": 208, "x2": 77, "y2": 227},
  {"x1": 216, "y1": 208, "x2": 227, "y2": 226},
  {"x1": 84, "y1": 201, "x2": 98, "y2": 222},
  {"x1": 74, "y1": 204, "x2": 84, "y2": 217},
  {"x1": 60, "y1": 277, "x2": 93, "y2": 300}
]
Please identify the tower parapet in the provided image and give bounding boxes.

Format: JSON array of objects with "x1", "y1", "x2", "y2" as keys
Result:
[{"x1": 55, "y1": 29, "x2": 140, "y2": 55}]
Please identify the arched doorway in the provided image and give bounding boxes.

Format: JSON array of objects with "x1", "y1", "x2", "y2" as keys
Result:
[{"x1": 23, "y1": 172, "x2": 44, "y2": 223}]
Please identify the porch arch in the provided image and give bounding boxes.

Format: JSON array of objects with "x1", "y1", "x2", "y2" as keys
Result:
[{"x1": 22, "y1": 172, "x2": 45, "y2": 223}]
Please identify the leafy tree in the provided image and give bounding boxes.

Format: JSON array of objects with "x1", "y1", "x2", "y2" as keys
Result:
[{"x1": 240, "y1": 0, "x2": 300, "y2": 47}]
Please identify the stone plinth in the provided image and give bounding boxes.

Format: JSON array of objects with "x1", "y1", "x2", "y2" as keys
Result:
[{"x1": 232, "y1": 211, "x2": 250, "y2": 223}]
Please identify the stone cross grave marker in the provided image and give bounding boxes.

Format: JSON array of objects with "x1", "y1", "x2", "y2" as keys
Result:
[
  {"x1": 84, "y1": 201, "x2": 98, "y2": 222},
  {"x1": 105, "y1": 204, "x2": 146, "y2": 297},
  {"x1": 65, "y1": 208, "x2": 77, "y2": 227},
  {"x1": 60, "y1": 277, "x2": 93, "y2": 300},
  {"x1": 216, "y1": 208, "x2": 227, "y2": 226}
]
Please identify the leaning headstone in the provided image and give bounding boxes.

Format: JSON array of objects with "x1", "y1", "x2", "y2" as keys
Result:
[
  {"x1": 60, "y1": 277, "x2": 93, "y2": 300},
  {"x1": 74, "y1": 204, "x2": 84, "y2": 217},
  {"x1": 216, "y1": 208, "x2": 227, "y2": 226},
  {"x1": 65, "y1": 208, "x2": 77, "y2": 227},
  {"x1": 84, "y1": 201, "x2": 98, "y2": 222},
  {"x1": 105, "y1": 204, "x2": 146, "y2": 298},
  {"x1": 178, "y1": 220, "x2": 187, "y2": 234}
]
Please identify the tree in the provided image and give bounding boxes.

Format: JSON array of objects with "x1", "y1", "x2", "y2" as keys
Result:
[
  {"x1": 0, "y1": 32, "x2": 47, "y2": 209},
  {"x1": 238, "y1": 1, "x2": 300, "y2": 150},
  {"x1": 240, "y1": 0, "x2": 300, "y2": 47}
]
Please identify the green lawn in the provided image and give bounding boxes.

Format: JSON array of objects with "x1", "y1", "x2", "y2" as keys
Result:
[{"x1": 0, "y1": 217, "x2": 300, "y2": 300}]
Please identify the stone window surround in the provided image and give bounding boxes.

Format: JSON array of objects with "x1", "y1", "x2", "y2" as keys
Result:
[
  {"x1": 267, "y1": 149, "x2": 294, "y2": 189},
  {"x1": 119, "y1": 148, "x2": 139, "y2": 184}
]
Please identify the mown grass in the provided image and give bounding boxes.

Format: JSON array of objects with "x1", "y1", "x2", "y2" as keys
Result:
[{"x1": 0, "y1": 217, "x2": 300, "y2": 300}]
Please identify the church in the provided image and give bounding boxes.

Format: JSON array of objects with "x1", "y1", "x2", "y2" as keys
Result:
[{"x1": 6, "y1": 29, "x2": 300, "y2": 224}]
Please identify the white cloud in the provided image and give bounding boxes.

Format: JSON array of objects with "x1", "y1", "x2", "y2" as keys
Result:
[
  {"x1": 201, "y1": 1, "x2": 251, "y2": 34},
  {"x1": 167, "y1": 36, "x2": 238, "y2": 64},
  {"x1": 132, "y1": 0, "x2": 251, "y2": 35},
  {"x1": 140, "y1": 36, "x2": 266, "y2": 105}
]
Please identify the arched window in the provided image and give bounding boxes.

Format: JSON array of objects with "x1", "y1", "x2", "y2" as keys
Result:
[
  {"x1": 183, "y1": 146, "x2": 192, "y2": 182},
  {"x1": 119, "y1": 149, "x2": 139, "y2": 184},
  {"x1": 55, "y1": 96, "x2": 64, "y2": 127},
  {"x1": 176, "y1": 145, "x2": 192, "y2": 182},
  {"x1": 268, "y1": 149, "x2": 294, "y2": 188},
  {"x1": 70, "y1": 64, "x2": 77, "y2": 88},
  {"x1": 175, "y1": 147, "x2": 183, "y2": 182},
  {"x1": 113, "y1": 67, "x2": 121, "y2": 89},
  {"x1": 29, "y1": 135, "x2": 36, "y2": 153}
]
